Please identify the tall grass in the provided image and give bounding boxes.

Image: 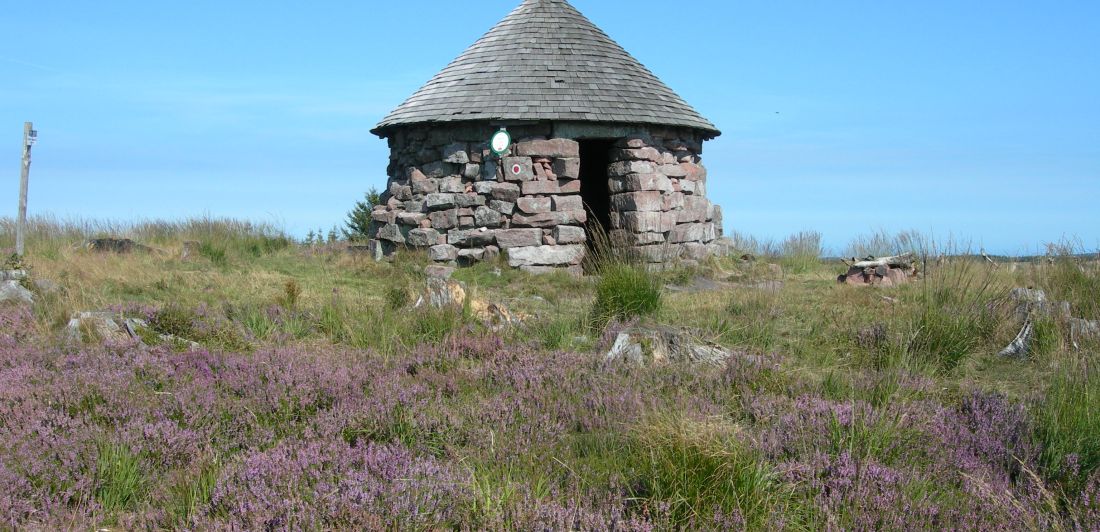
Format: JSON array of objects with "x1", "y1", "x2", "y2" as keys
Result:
[
  {"x1": 586, "y1": 222, "x2": 663, "y2": 327},
  {"x1": 779, "y1": 230, "x2": 822, "y2": 274},
  {"x1": 844, "y1": 230, "x2": 926, "y2": 260},
  {"x1": 0, "y1": 214, "x2": 291, "y2": 260},
  {"x1": 1034, "y1": 356, "x2": 1100, "y2": 494}
]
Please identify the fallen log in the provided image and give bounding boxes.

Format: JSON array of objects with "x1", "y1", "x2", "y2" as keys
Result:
[{"x1": 851, "y1": 253, "x2": 914, "y2": 269}]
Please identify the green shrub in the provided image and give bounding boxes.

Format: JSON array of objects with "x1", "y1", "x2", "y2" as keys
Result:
[{"x1": 592, "y1": 263, "x2": 662, "y2": 324}]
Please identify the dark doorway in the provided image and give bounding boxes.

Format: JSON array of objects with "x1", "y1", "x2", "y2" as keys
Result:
[{"x1": 578, "y1": 139, "x2": 614, "y2": 241}]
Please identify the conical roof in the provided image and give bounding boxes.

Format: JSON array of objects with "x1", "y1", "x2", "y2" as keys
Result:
[{"x1": 372, "y1": 0, "x2": 719, "y2": 138}]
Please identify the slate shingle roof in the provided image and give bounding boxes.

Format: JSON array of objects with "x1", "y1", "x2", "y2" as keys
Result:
[{"x1": 372, "y1": 0, "x2": 720, "y2": 138}]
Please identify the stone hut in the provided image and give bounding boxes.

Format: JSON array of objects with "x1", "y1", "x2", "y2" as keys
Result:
[{"x1": 369, "y1": 0, "x2": 722, "y2": 274}]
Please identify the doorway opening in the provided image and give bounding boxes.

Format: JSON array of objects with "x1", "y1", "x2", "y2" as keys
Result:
[{"x1": 578, "y1": 139, "x2": 614, "y2": 246}]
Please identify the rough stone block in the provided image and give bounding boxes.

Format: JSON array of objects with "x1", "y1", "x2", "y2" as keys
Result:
[
  {"x1": 502, "y1": 157, "x2": 535, "y2": 181},
  {"x1": 389, "y1": 183, "x2": 413, "y2": 201},
  {"x1": 514, "y1": 138, "x2": 580, "y2": 158},
  {"x1": 458, "y1": 248, "x2": 486, "y2": 264},
  {"x1": 404, "y1": 200, "x2": 426, "y2": 213},
  {"x1": 489, "y1": 200, "x2": 514, "y2": 215},
  {"x1": 636, "y1": 244, "x2": 684, "y2": 263},
  {"x1": 553, "y1": 225, "x2": 587, "y2": 244},
  {"x1": 429, "y1": 244, "x2": 459, "y2": 262},
  {"x1": 617, "y1": 211, "x2": 676, "y2": 233},
  {"x1": 678, "y1": 196, "x2": 710, "y2": 223},
  {"x1": 552, "y1": 158, "x2": 581, "y2": 179},
  {"x1": 681, "y1": 163, "x2": 707, "y2": 182},
  {"x1": 407, "y1": 228, "x2": 440, "y2": 247},
  {"x1": 442, "y1": 142, "x2": 469, "y2": 164},
  {"x1": 425, "y1": 193, "x2": 457, "y2": 211},
  {"x1": 447, "y1": 228, "x2": 496, "y2": 247},
  {"x1": 522, "y1": 180, "x2": 561, "y2": 195},
  {"x1": 552, "y1": 195, "x2": 583, "y2": 211},
  {"x1": 636, "y1": 232, "x2": 667, "y2": 245},
  {"x1": 440, "y1": 176, "x2": 465, "y2": 193},
  {"x1": 558, "y1": 179, "x2": 581, "y2": 194},
  {"x1": 372, "y1": 210, "x2": 396, "y2": 224},
  {"x1": 668, "y1": 223, "x2": 716, "y2": 244},
  {"x1": 474, "y1": 206, "x2": 503, "y2": 228},
  {"x1": 615, "y1": 136, "x2": 653, "y2": 149},
  {"x1": 495, "y1": 229, "x2": 543, "y2": 249},
  {"x1": 459, "y1": 216, "x2": 475, "y2": 228},
  {"x1": 507, "y1": 245, "x2": 586, "y2": 267},
  {"x1": 658, "y1": 164, "x2": 688, "y2": 178},
  {"x1": 463, "y1": 163, "x2": 481, "y2": 180},
  {"x1": 397, "y1": 212, "x2": 427, "y2": 226},
  {"x1": 512, "y1": 211, "x2": 586, "y2": 228},
  {"x1": 610, "y1": 191, "x2": 663, "y2": 212},
  {"x1": 613, "y1": 147, "x2": 662, "y2": 162},
  {"x1": 490, "y1": 182, "x2": 522, "y2": 202},
  {"x1": 484, "y1": 245, "x2": 501, "y2": 263},
  {"x1": 682, "y1": 242, "x2": 710, "y2": 261},
  {"x1": 663, "y1": 192, "x2": 685, "y2": 211},
  {"x1": 609, "y1": 160, "x2": 656, "y2": 177},
  {"x1": 521, "y1": 265, "x2": 583, "y2": 276},
  {"x1": 411, "y1": 177, "x2": 438, "y2": 195},
  {"x1": 429, "y1": 209, "x2": 458, "y2": 230},
  {"x1": 481, "y1": 160, "x2": 500, "y2": 181},
  {"x1": 517, "y1": 196, "x2": 552, "y2": 214},
  {"x1": 376, "y1": 223, "x2": 406, "y2": 244},
  {"x1": 474, "y1": 181, "x2": 495, "y2": 195},
  {"x1": 421, "y1": 161, "x2": 456, "y2": 178},
  {"x1": 609, "y1": 173, "x2": 672, "y2": 193},
  {"x1": 680, "y1": 180, "x2": 697, "y2": 195},
  {"x1": 454, "y1": 194, "x2": 486, "y2": 208}
]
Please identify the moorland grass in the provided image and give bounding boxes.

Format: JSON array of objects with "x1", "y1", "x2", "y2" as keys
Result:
[{"x1": 3, "y1": 218, "x2": 1100, "y2": 528}]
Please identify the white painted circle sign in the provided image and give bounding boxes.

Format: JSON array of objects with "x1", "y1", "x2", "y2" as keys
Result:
[
  {"x1": 511, "y1": 163, "x2": 523, "y2": 175},
  {"x1": 490, "y1": 129, "x2": 511, "y2": 156}
]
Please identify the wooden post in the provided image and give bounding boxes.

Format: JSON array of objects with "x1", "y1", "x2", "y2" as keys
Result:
[{"x1": 15, "y1": 122, "x2": 33, "y2": 256}]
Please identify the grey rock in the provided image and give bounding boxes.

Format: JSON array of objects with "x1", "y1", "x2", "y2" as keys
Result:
[
  {"x1": 428, "y1": 210, "x2": 458, "y2": 230},
  {"x1": 506, "y1": 245, "x2": 586, "y2": 267},
  {"x1": 552, "y1": 195, "x2": 583, "y2": 212},
  {"x1": 415, "y1": 278, "x2": 466, "y2": 309},
  {"x1": 609, "y1": 173, "x2": 672, "y2": 193},
  {"x1": 463, "y1": 163, "x2": 481, "y2": 180},
  {"x1": 425, "y1": 264, "x2": 457, "y2": 279},
  {"x1": 425, "y1": 193, "x2": 457, "y2": 210},
  {"x1": 32, "y1": 278, "x2": 62, "y2": 295},
  {"x1": 458, "y1": 248, "x2": 487, "y2": 264},
  {"x1": 375, "y1": 223, "x2": 407, "y2": 244},
  {"x1": 474, "y1": 181, "x2": 495, "y2": 195},
  {"x1": 0, "y1": 280, "x2": 33, "y2": 306},
  {"x1": 495, "y1": 229, "x2": 543, "y2": 249},
  {"x1": 512, "y1": 211, "x2": 587, "y2": 228},
  {"x1": 407, "y1": 228, "x2": 440, "y2": 248},
  {"x1": 490, "y1": 183, "x2": 522, "y2": 202},
  {"x1": 474, "y1": 206, "x2": 503, "y2": 228},
  {"x1": 605, "y1": 325, "x2": 750, "y2": 367},
  {"x1": 397, "y1": 212, "x2": 427, "y2": 226},
  {"x1": 520, "y1": 265, "x2": 584, "y2": 276},
  {"x1": 553, "y1": 225, "x2": 587, "y2": 244},
  {"x1": 429, "y1": 244, "x2": 459, "y2": 262},
  {"x1": 447, "y1": 228, "x2": 496, "y2": 247},
  {"x1": 489, "y1": 200, "x2": 515, "y2": 215},
  {"x1": 517, "y1": 196, "x2": 552, "y2": 214},
  {"x1": 521, "y1": 180, "x2": 561, "y2": 195},
  {"x1": 1, "y1": 270, "x2": 27, "y2": 282},
  {"x1": 454, "y1": 194, "x2": 487, "y2": 208},
  {"x1": 439, "y1": 176, "x2": 465, "y2": 193},
  {"x1": 609, "y1": 161, "x2": 656, "y2": 177},
  {"x1": 610, "y1": 191, "x2": 663, "y2": 212}
]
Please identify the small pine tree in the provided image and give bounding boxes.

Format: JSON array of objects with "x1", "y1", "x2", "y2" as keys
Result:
[
  {"x1": 327, "y1": 226, "x2": 339, "y2": 244},
  {"x1": 343, "y1": 187, "x2": 381, "y2": 242},
  {"x1": 305, "y1": 229, "x2": 316, "y2": 246}
]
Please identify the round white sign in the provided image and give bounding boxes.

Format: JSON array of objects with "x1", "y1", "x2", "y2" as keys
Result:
[
  {"x1": 490, "y1": 129, "x2": 511, "y2": 155},
  {"x1": 511, "y1": 164, "x2": 522, "y2": 175}
]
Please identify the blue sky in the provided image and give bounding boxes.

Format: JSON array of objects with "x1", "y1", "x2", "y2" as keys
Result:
[{"x1": 1, "y1": 0, "x2": 1097, "y2": 254}]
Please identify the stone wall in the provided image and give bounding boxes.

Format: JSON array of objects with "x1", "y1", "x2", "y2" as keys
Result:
[{"x1": 370, "y1": 123, "x2": 721, "y2": 273}]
